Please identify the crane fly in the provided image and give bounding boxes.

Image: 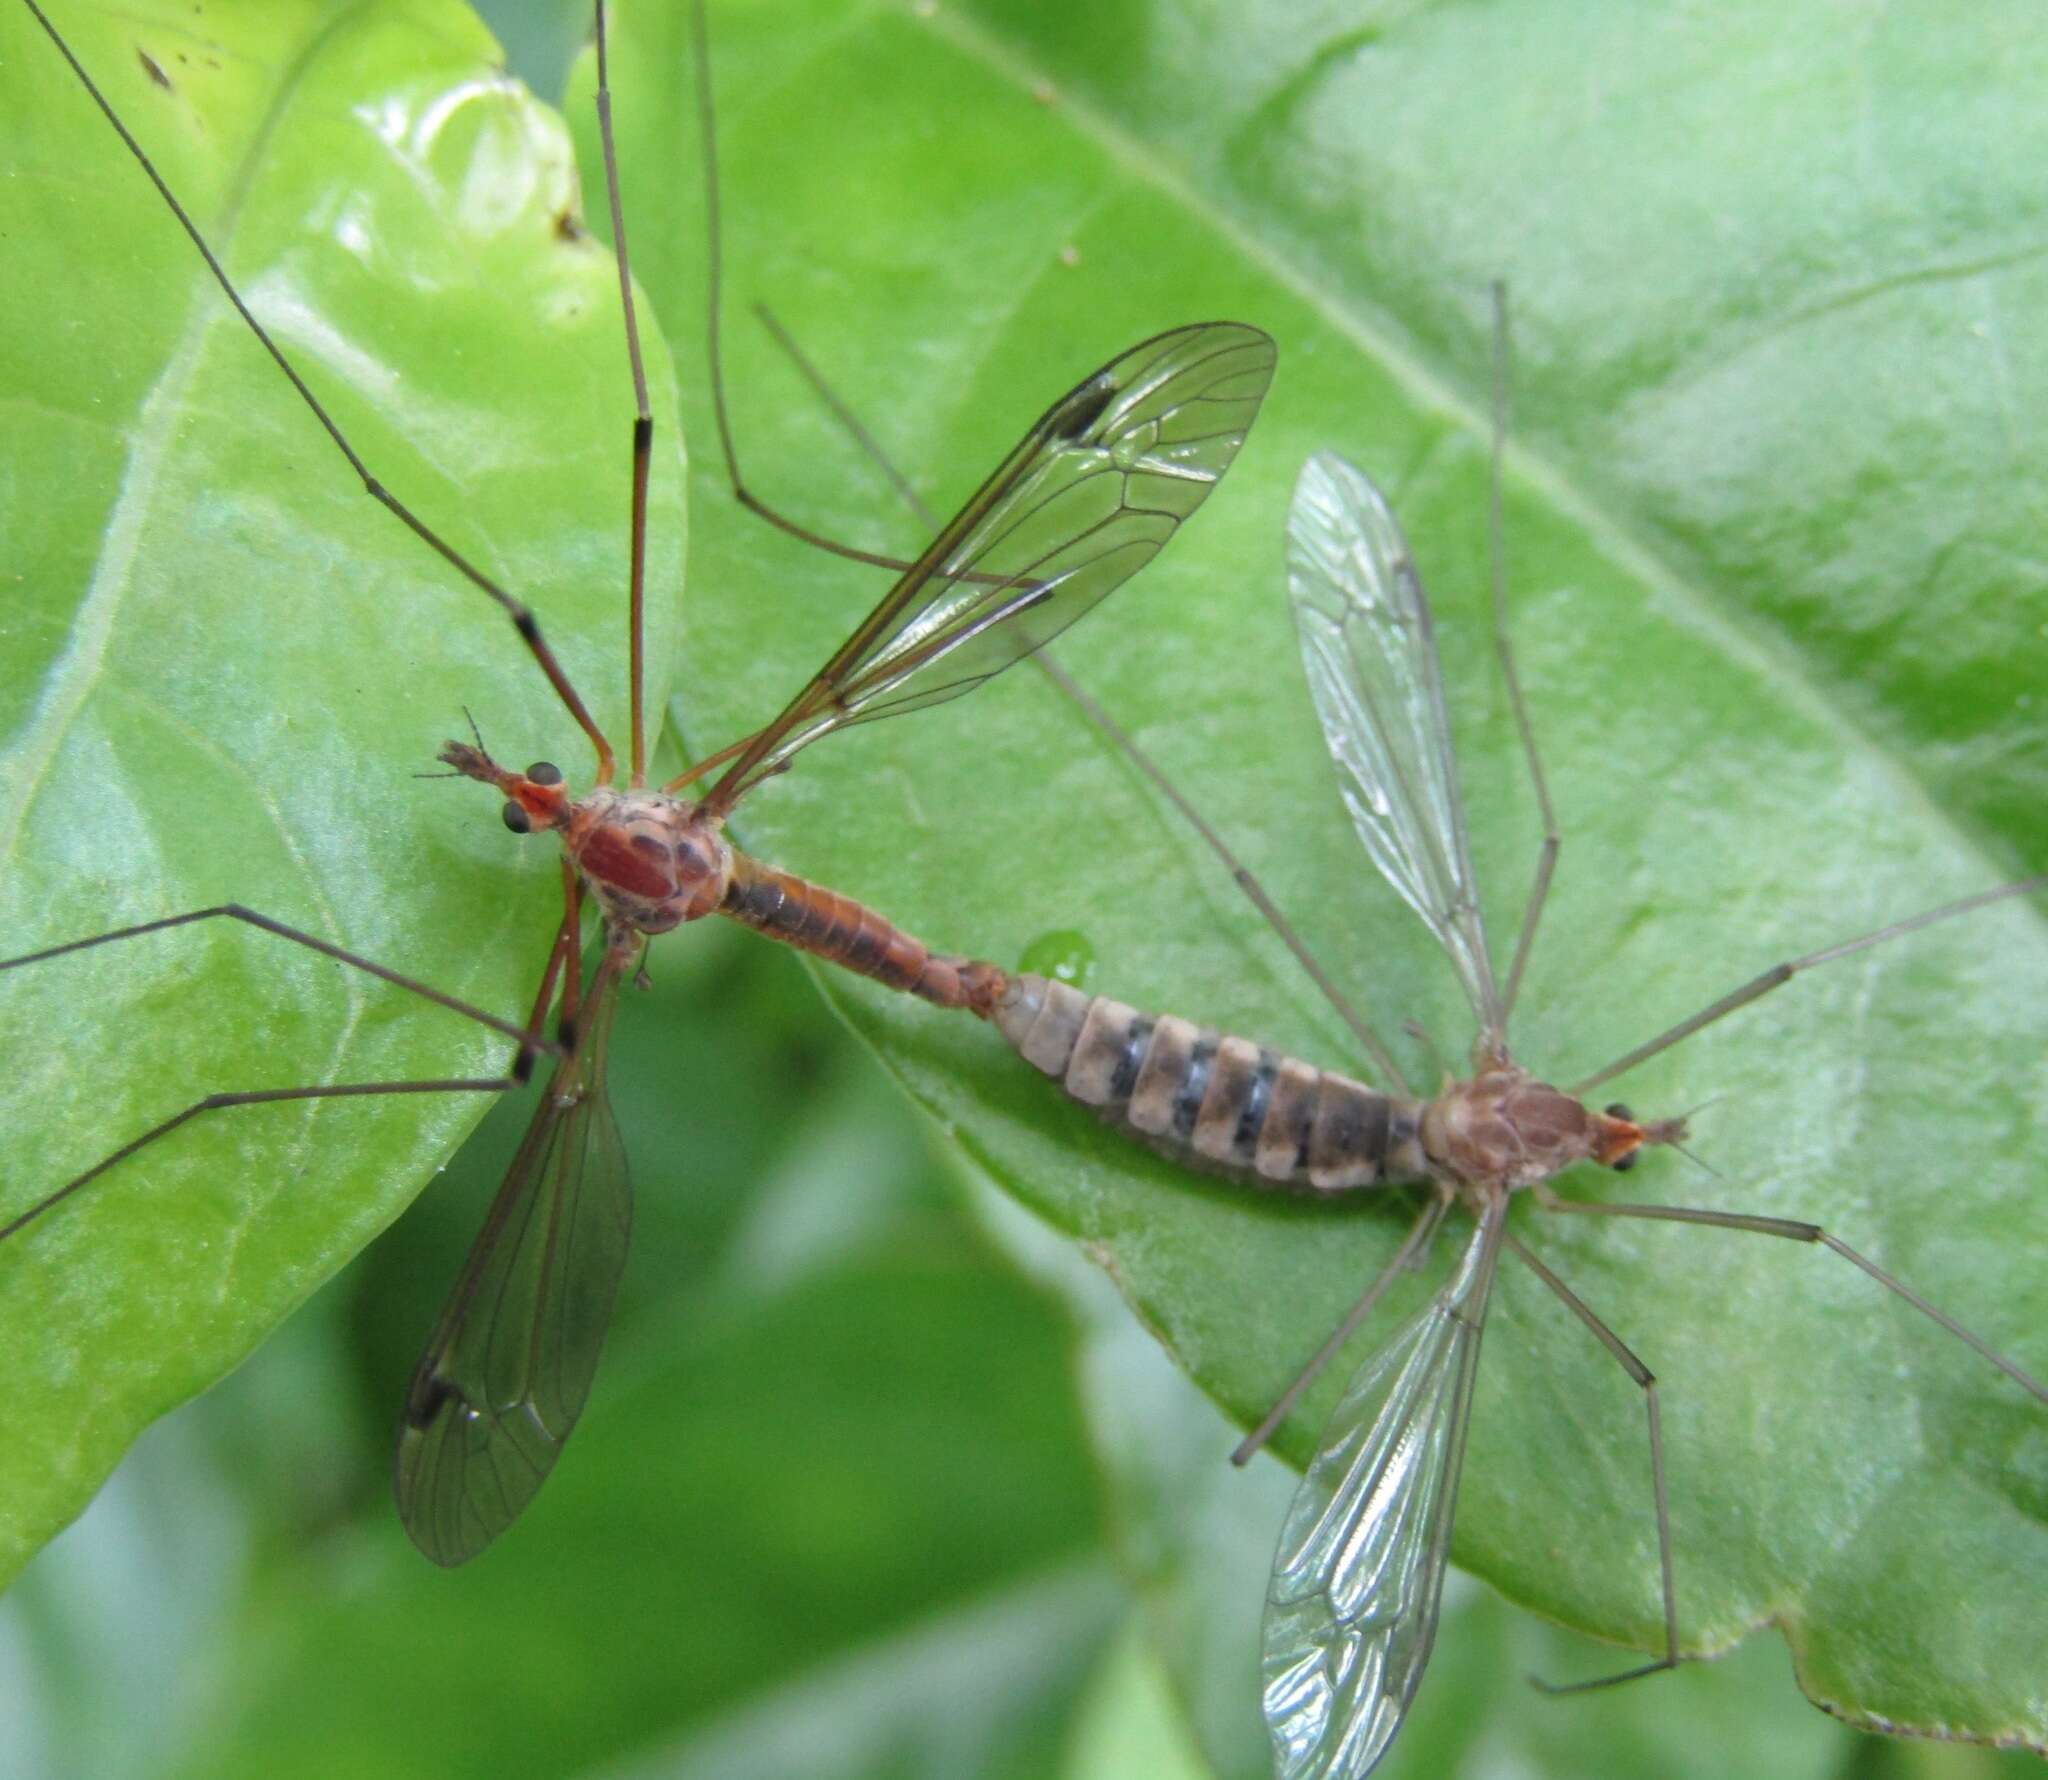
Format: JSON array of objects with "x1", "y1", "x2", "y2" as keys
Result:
[
  {"x1": 974, "y1": 437, "x2": 2048, "y2": 1777},
  {"x1": 1, "y1": 0, "x2": 1275, "y2": 1567}
]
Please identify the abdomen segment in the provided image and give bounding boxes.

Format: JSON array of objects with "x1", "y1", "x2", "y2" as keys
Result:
[
  {"x1": 719, "y1": 856, "x2": 1003, "y2": 1014},
  {"x1": 994, "y1": 974, "x2": 1427, "y2": 1191}
]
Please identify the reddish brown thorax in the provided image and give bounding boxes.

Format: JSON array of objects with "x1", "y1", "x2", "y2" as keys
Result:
[
  {"x1": 439, "y1": 741, "x2": 733, "y2": 936},
  {"x1": 560, "y1": 790, "x2": 733, "y2": 933},
  {"x1": 1420, "y1": 1066, "x2": 1685, "y2": 1188}
]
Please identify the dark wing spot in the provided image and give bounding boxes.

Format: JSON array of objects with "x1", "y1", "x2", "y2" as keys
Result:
[
  {"x1": 1047, "y1": 375, "x2": 1118, "y2": 442},
  {"x1": 555, "y1": 207, "x2": 587, "y2": 243},
  {"x1": 138, "y1": 48, "x2": 172, "y2": 88},
  {"x1": 403, "y1": 1372, "x2": 456, "y2": 1430}
]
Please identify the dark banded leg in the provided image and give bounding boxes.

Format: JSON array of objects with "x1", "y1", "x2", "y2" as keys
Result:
[
  {"x1": 591, "y1": 0, "x2": 653, "y2": 786},
  {"x1": 1532, "y1": 1186, "x2": 2047, "y2": 1405},
  {"x1": 1231, "y1": 1187, "x2": 1453, "y2": 1466},
  {"x1": 0, "y1": 902, "x2": 566, "y2": 1242},
  {"x1": 1506, "y1": 1232, "x2": 1681, "y2": 1694},
  {"x1": 19, "y1": 0, "x2": 618, "y2": 780},
  {"x1": 522, "y1": 860, "x2": 587, "y2": 1059},
  {"x1": 1486, "y1": 282, "x2": 1560, "y2": 1030}
]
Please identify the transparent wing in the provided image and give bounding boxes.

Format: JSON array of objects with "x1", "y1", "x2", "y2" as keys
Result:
[
  {"x1": 1287, "y1": 451, "x2": 1502, "y2": 1041},
  {"x1": 1263, "y1": 1199, "x2": 1507, "y2": 1780},
  {"x1": 703, "y1": 321, "x2": 1277, "y2": 814},
  {"x1": 393, "y1": 964, "x2": 630, "y2": 1566}
]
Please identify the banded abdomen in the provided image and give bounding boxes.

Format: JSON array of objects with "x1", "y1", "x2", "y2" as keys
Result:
[
  {"x1": 720, "y1": 855, "x2": 1004, "y2": 1015},
  {"x1": 994, "y1": 975, "x2": 1428, "y2": 1191}
]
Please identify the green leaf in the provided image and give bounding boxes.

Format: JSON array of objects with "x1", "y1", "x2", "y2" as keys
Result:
[
  {"x1": 0, "y1": 0, "x2": 685, "y2": 1580},
  {"x1": 590, "y1": 0, "x2": 2048, "y2": 1752}
]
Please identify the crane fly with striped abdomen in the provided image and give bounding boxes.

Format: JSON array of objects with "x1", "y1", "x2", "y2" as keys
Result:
[
  {"x1": 0, "y1": 0, "x2": 1274, "y2": 1568},
  {"x1": 982, "y1": 439, "x2": 2048, "y2": 1777}
]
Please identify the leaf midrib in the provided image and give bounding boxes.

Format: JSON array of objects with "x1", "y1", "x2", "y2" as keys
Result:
[{"x1": 913, "y1": 0, "x2": 2044, "y2": 911}]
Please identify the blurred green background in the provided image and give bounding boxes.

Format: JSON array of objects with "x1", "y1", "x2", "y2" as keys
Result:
[{"x1": 7, "y1": 1, "x2": 2045, "y2": 1777}]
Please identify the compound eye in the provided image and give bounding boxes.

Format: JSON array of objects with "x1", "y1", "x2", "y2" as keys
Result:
[
  {"x1": 1604, "y1": 1102, "x2": 1634, "y2": 1122},
  {"x1": 1611, "y1": 1148, "x2": 1639, "y2": 1173},
  {"x1": 526, "y1": 760, "x2": 563, "y2": 786},
  {"x1": 501, "y1": 800, "x2": 532, "y2": 834}
]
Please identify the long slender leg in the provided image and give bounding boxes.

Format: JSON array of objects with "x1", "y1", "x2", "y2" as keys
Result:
[
  {"x1": 1034, "y1": 655, "x2": 1411, "y2": 1094},
  {"x1": 1, "y1": 1078, "x2": 518, "y2": 1244},
  {"x1": 557, "y1": 867, "x2": 590, "y2": 1041},
  {"x1": 749, "y1": 302, "x2": 1414, "y2": 1094},
  {"x1": 682, "y1": 4, "x2": 1048, "y2": 588},
  {"x1": 19, "y1": 0, "x2": 617, "y2": 780},
  {"x1": 1486, "y1": 282, "x2": 1560, "y2": 1027},
  {"x1": 1531, "y1": 1185, "x2": 2047, "y2": 1403},
  {"x1": 686, "y1": 0, "x2": 911, "y2": 573},
  {"x1": 1568, "y1": 874, "x2": 2048, "y2": 1096},
  {"x1": 1505, "y1": 1232, "x2": 1681, "y2": 1693},
  {"x1": 0, "y1": 906, "x2": 555, "y2": 1054},
  {"x1": 1231, "y1": 1187, "x2": 1453, "y2": 1466},
  {"x1": 591, "y1": 0, "x2": 653, "y2": 787},
  {"x1": 521, "y1": 860, "x2": 586, "y2": 1057},
  {"x1": 0, "y1": 891, "x2": 585, "y2": 1243}
]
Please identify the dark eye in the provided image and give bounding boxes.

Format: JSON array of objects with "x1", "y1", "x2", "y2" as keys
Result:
[
  {"x1": 526, "y1": 760, "x2": 563, "y2": 786},
  {"x1": 1604, "y1": 1102, "x2": 1634, "y2": 1121},
  {"x1": 1611, "y1": 1148, "x2": 1638, "y2": 1173},
  {"x1": 501, "y1": 801, "x2": 531, "y2": 834}
]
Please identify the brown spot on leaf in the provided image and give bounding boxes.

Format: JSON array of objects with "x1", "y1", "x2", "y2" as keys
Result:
[{"x1": 137, "y1": 48, "x2": 171, "y2": 89}]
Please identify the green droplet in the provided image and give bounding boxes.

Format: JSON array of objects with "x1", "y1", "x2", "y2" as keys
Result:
[{"x1": 1019, "y1": 928, "x2": 1096, "y2": 990}]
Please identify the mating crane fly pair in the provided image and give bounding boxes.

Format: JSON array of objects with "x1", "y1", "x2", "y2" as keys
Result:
[
  {"x1": 4, "y1": 0, "x2": 1275, "y2": 1564},
  {"x1": 6, "y1": 3, "x2": 2046, "y2": 1777}
]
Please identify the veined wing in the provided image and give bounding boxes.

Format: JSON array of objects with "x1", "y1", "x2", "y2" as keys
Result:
[
  {"x1": 702, "y1": 322, "x2": 1277, "y2": 815},
  {"x1": 1263, "y1": 1198, "x2": 1507, "y2": 1780},
  {"x1": 1287, "y1": 451, "x2": 1502, "y2": 1042},
  {"x1": 393, "y1": 960, "x2": 631, "y2": 1566}
]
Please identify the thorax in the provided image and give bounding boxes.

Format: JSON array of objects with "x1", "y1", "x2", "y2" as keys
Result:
[
  {"x1": 1421, "y1": 1064, "x2": 1602, "y2": 1191},
  {"x1": 560, "y1": 788, "x2": 733, "y2": 935}
]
